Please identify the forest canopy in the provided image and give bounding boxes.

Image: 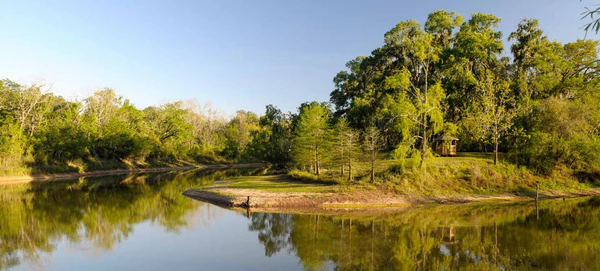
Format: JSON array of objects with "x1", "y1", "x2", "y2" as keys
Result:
[{"x1": 330, "y1": 11, "x2": 600, "y2": 175}]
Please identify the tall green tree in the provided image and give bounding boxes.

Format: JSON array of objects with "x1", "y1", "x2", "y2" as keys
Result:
[
  {"x1": 144, "y1": 102, "x2": 192, "y2": 159},
  {"x1": 363, "y1": 125, "x2": 381, "y2": 183},
  {"x1": 445, "y1": 13, "x2": 504, "y2": 124},
  {"x1": 292, "y1": 102, "x2": 331, "y2": 175},
  {"x1": 463, "y1": 70, "x2": 515, "y2": 165},
  {"x1": 247, "y1": 105, "x2": 293, "y2": 165},
  {"x1": 382, "y1": 19, "x2": 445, "y2": 169},
  {"x1": 224, "y1": 110, "x2": 259, "y2": 160},
  {"x1": 333, "y1": 118, "x2": 359, "y2": 180}
]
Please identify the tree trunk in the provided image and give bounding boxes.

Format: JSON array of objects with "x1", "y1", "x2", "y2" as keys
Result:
[
  {"x1": 421, "y1": 113, "x2": 427, "y2": 169},
  {"x1": 315, "y1": 144, "x2": 320, "y2": 175},
  {"x1": 494, "y1": 136, "x2": 499, "y2": 165},
  {"x1": 348, "y1": 156, "x2": 353, "y2": 181},
  {"x1": 370, "y1": 148, "x2": 375, "y2": 183},
  {"x1": 421, "y1": 66, "x2": 429, "y2": 172},
  {"x1": 340, "y1": 147, "x2": 345, "y2": 177}
]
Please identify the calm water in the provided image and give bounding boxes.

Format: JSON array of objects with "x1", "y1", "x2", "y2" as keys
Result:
[{"x1": 1, "y1": 169, "x2": 599, "y2": 270}]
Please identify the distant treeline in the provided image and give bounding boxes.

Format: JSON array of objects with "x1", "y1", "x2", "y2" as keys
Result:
[
  {"x1": 1, "y1": 10, "x2": 599, "y2": 177},
  {"x1": 0, "y1": 82, "x2": 265, "y2": 169}
]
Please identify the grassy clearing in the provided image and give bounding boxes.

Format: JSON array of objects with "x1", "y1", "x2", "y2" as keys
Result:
[
  {"x1": 212, "y1": 152, "x2": 599, "y2": 199},
  {"x1": 185, "y1": 153, "x2": 600, "y2": 208},
  {"x1": 209, "y1": 174, "x2": 339, "y2": 193}
]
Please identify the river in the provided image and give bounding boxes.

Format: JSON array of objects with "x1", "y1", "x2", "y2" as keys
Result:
[{"x1": 1, "y1": 168, "x2": 598, "y2": 270}]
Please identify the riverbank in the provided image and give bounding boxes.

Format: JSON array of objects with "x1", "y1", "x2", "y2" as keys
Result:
[
  {"x1": 183, "y1": 153, "x2": 600, "y2": 208},
  {"x1": 182, "y1": 174, "x2": 600, "y2": 208},
  {"x1": 0, "y1": 163, "x2": 263, "y2": 185}
]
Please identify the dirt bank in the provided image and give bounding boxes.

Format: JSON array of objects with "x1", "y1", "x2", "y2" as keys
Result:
[
  {"x1": 183, "y1": 188, "x2": 410, "y2": 208},
  {"x1": 183, "y1": 186, "x2": 600, "y2": 208},
  {"x1": 0, "y1": 163, "x2": 263, "y2": 185}
]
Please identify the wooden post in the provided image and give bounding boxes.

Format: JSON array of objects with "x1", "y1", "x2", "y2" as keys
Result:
[{"x1": 246, "y1": 196, "x2": 250, "y2": 207}]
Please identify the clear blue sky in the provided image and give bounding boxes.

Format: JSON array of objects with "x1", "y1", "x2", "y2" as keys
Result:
[{"x1": 0, "y1": 0, "x2": 593, "y2": 115}]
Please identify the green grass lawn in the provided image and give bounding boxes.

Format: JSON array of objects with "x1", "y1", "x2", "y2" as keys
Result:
[
  {"x1": 193, "y1": 152, "x2": 596, "y2": 199},
  {"x1": 208, "y1": 174, "x2": 340, "y2": 193},
  {"x1": 313, "y1": 152, "x2": 593, "y2": 195}
]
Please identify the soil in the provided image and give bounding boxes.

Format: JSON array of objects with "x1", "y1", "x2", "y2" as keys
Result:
[{"x1": 183, "y1": 186, "x2": 600, "y2": 208}]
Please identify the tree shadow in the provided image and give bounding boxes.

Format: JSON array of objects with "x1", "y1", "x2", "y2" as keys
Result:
[{"x1": 574, "y1": 170, "x2": 600, "y2": 187}]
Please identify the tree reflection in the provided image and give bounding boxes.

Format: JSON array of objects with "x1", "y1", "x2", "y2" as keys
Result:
[
  {"x1": 249, "y1": 197, "x2": 600, "y2": 270},
  {"x1": 0, "y1": 168, "x2": 258, "y2": 269},
  {"x1": 248, "y1": 213, "x2": 293, "y2": 257}
]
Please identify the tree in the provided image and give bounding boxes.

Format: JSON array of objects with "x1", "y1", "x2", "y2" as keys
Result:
[
  {"x1": 247, "y1": 105, "x2": 293, "y2": 165},
  {"x1": 84, "y1": 88, "x2": 122, "y2": 136},
  {"x1": 330, "y1": 56, "x2": 382, "y2": 131},
  {"x1": 333, "y1": 118, "x2": 359, "y2": 180},
  {"x1": 382, "y1": 19, "x2": 445, "y2": 169},
  {"x1": 445, "y1": 13, "x2": 504, "y2": 124},
  {"x1": 182, "y1": 101, "x2": 227, "y2": 157},
  {"x1": 508, "y1": 39, "x2": 600, "y2": 173},
  {"x1": 292, "y1": 102, "x2": 331, "y2": 175},
  {"x1": 144, "y1": 102, "x2": 193, "y2": 159},
  {"x1": 32, "y1": 97, "x2": 90, "y2": 163},
  {"x1": 508, "y1": 19, "x2": 564, "y2": 107},
  {"x1": 424, "y1": 10, "x2": 464, "y2": 50},
  {"x1": 224, "y1": 110, "x2": 259, "y2": 160},
  {"x1": 17, "y1": 82, "x2": 51, "y2": 137},
  {"x1": 582, "y1": 1, "x2": 600, "y2": 34},
  {"x1": 363, "y1": 125, "x2": 381, "y2": 183},
  {"x1": 464, "y1": 71, "x2": 515, "y2": 165}
]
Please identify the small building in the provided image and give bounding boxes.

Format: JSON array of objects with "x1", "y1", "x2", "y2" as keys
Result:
[{"x1": 433, "y1": 135, "x2": 458, "y2": 156}]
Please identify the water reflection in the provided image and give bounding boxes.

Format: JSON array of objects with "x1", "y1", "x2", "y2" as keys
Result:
[
  {"x1": 248, "y1": 198, "x2": 600, "y2": 270},
  {"x1": 0, "y1": 168, "x2": 598, "y2": 270},
  {"x1": 0, "y1": 168, "x2": 263, "y2": 270}
]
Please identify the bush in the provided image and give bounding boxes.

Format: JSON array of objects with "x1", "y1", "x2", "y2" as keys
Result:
[{"x1": 288, "y1": 169, "x2": 320, "y2": 182}]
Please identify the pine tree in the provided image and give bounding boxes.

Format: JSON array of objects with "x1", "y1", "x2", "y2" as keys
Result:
[
  {"x1": 333, "y1": 118, "x2": 359, "y2": 180},
  {"x1": 363, "y1": 125, "x2": 381, "y2": 183}
]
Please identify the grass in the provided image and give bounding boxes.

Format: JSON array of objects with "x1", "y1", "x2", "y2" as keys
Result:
[
  {"x1": 208, "y1": 174, "x2": 339, "y2": 193},
  {"x1": 199, "y1": 152, "x2": 598, "y2": 201},
  {"x1": 371, "y1": 153, "x2": 593, "y2": 197}
]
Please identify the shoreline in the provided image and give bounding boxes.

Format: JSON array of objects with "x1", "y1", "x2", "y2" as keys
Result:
[
  {"x1": 182, "y1": 187, "x2": 600, "y2": 209},
  {"x1": 0, "y1": 163, "x2": 264, "y2": 185}
]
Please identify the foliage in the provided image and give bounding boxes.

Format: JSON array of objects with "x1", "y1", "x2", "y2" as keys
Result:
[
  {"x1": 223, "y1": 110, "x2": 260, "y2": 160},
  {"x1": 363, "y1": 125, "x2": 382, "y2": 183},
  {"x1": 582, "y1": 1, "x2": 600, "y2": 34},
  {"x1": 246, "y1": 105, "x2": 293, "y2": 166},
  {"x1": 332, "y1": 118, "x2": 359, "y2": 180},
  {"x1": 292, "y1": 102, "x2": 332, "y2": 175},
  {"x1": 0, "y1": 81, "x2": 250, "y2": 173},
  {"x1": 329, "y1": 10, "x2": 600, "y2": 178}
]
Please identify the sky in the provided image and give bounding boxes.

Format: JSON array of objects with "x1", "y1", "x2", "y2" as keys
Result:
[{"x1": 0, "y1": 0, "x2": 594, "y2": 116}]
